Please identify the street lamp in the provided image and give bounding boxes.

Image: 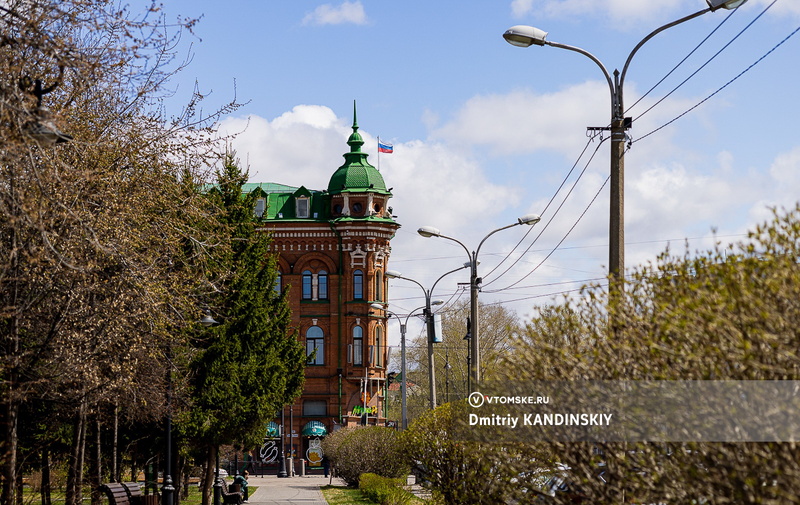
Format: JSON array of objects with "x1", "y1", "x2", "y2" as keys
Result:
[
  {"x1": 418, "y1": 214, "x2": 541, "y2": 385},
  {"x1": 198, "y1": 313, "x2": 224, "y2": 505},
  {"x1": 371, "y1": 303, "x2": 437, "y2": 430},
  {"x1": 383, "y1": 264, "x2": 468, "y2": 409},
  {"x1": 503, "y1": 0, "x2": 748, "y2": 290}
]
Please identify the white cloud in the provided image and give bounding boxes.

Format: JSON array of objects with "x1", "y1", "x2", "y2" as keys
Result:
[
  {"x1": 218, "y1": 105, "x2": 520, "y2": 239},
  {"x1": 431, "y1": 84, "x2": 611, "y2": 157},
  {"x1": 510, "y1": 0, "x2": 687, "y2": 26},
  {"x1": 302, "y1": 1, "x2": 368, "y2": 26},
  {"x1": 508, "y1": 0, "x2": 800, "y2": 27}
]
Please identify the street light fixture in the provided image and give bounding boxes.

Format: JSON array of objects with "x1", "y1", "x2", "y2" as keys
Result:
[
  {"x1": 418, "y1": 214, "x2": 541, "y2": 386},
  {"x1": 503, "y1": 0, "x2": 748, "y2": 291},
  {"x1": 372, "y1": 302, "x2": 440, "y2": 430},
  {"x1": 381, "y1": 265, "x2": 468, "y2": 409}
]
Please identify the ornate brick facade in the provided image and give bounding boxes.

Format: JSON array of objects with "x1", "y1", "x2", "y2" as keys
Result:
[{"x1": 251, "y1": 108, "x2": 399, "y2": 465}]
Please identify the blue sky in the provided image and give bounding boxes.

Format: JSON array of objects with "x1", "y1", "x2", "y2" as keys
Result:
[{"x1": 150, "y1": 0, "x2": 800, "y2": 337}]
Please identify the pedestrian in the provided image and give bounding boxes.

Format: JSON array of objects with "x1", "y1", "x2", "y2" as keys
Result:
[
  {"x1": 234, "y1": 470, "x2": 249, "y2": 503},
  {"x1": 322, "y1": 455, "x2": 330, "y2": 478}
]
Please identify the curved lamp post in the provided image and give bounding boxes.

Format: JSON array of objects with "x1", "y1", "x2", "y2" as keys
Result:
[
  {"x1": 503, "y1": 0, "x2": 747, "y2": 291},
  {"x1": 418, "y1": 214, "x2": 541, "y2": 385},
  {"x1": 371, "y1": 303, "x2": 440, "y2": 430},
  {"x1": 382, "y1": 264, "x2": 469, "y2": 409}
]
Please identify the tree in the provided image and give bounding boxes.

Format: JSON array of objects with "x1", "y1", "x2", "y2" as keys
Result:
[
  {"x1": 0, "y1": 2, "x2": 239, "y2": 502},
  {"x1": 496, "y1": 206, "x2": 800, "y2": 503},
  {"x1": 180, "y1": 155, "x2": 306, "y2": 505},
  {"x1": 397, "y1": 299, "x2": 521, "y2": 421}
]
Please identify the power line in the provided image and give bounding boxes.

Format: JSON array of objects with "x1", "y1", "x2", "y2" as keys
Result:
[
  {"x1": 482, "y1": 134, "x2": 599, "y2": 281},
  {"x1": 483, "y1": 138, "x2": 608, "y2": 290},
  {"x1": 636, "y1": 14, "x2": 798, "y2": 144},
  {"x1": 632, "y1": 0, "x2": 776, "y2": 126},
  {"x1": 625, "y1": 6, "x2": 738, "y2": 117},
  {"x1": 485, "y1": 171, "x2": 610, "y2": 293}
]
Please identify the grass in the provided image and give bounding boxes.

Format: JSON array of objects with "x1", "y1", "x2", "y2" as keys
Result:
[
  {"x1": 320, "y1": 485, "x2": 378, "y2": 504},
  {"x1": 320, "y1": 484, "x2": 428, "y2": 505},
  {"x1": 22, "y1": 485, "x2": 258, "y2": 505}
]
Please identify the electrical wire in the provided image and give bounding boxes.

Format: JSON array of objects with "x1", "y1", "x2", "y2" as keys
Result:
[
  {"x1": 483, "y1": 136, "x2": 608, "y2": 290},
  {"x1": 624, "y1": 7, "x2": 738, "y2": 117},
  {"x1": 632, "y1": 0, "x2": 777, "y2": 126},
  {"x1": 634, "y1": 20, "x2": 800, "y2": 144},
  {"x1": 485, "y1": 172, "x2": 610, "y2": 293},
  {"x1": 481, "y1": 133, "x2": 601, "y2": 282}
]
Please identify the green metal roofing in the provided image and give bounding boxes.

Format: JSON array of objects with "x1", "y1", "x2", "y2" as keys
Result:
[
  {"x1": 242, "y1": 182, "x2": 299, "y2": 195},
  {"x1": 327, "y1": 102, "x2": 390, "y2": 196}
]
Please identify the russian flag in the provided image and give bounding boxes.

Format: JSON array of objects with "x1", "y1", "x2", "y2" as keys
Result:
[{"x1": 378, "y1": 140, "x2": 393, "y2": 154}]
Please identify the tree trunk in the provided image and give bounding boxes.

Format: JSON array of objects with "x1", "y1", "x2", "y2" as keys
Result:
[
  {"x1": 41, "y1": 447, "x2": 52, "y2": 505},
  {"x1": 112, "y1": 401, "x2": 119, "y2": 482},
  {"x1": 89, "y1": 415, "x2": 102, "y2": 505},
  {"x1": 2, "y1": 398, "x2": 19, "y2": 505},
  {"x1": 200, "y1": 446, "x2": 216, "y2": 505},
  {"x1": 66, "y1": 400, "x2": 87, "y2": 505}
]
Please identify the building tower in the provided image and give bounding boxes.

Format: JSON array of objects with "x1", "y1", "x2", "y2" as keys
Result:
[{"x1": 248, "y1": 104, "x2": 400, "y2": 468}]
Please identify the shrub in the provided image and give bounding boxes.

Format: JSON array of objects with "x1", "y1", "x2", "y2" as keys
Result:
[
  {"x1": 359, "y1": 473, "x2": 413, "y2": 505},
  {"x1": 322, "y1": 426, "x2": 408, "y2": 487},
  {"x1": 400, "y1": 401, "x2": 552, "y2": 505}
]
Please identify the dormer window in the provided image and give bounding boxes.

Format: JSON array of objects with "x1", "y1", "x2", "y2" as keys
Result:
[
  {"x1": 296, "y1": 197, "x2": 309, "y2": 218},
  {"x1": 254, "y1": 198, "x2": 266, "y2": 218}
]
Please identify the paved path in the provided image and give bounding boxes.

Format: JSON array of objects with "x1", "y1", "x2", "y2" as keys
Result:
[{"x1": 246, "y1": 474, "x2": 344, "y2": 505}]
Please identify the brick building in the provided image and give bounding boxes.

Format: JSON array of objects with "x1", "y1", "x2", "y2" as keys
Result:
[{"x1": 248, "y1": 107, "x2": 400, "y2": 467}]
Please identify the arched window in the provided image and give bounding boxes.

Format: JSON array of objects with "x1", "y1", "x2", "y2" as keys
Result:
[
  {"x1": 302, "y1": 270, "x2": 313, "y2": 300},
  {"x1": 306, "y1": 326, "x2": 324, "y2": 365},
  {"x1": 375, "y1": 270, "x2": 383, "y2": 302},
  {"x1": 353, "y1": 270, "x2": 364, "y2": 300},
  {"x1": 318, "y1": 270, "x2": 328, "y2": 300},
  {"x1": 274, "y1": 272, "x2": 282, "y2": 294},
  {"x1": 352, "y1": 326, "x2": 363, "y2": 366},
  {"x1": 374, "y1": 326, "x2": 384, "y2": 368}
]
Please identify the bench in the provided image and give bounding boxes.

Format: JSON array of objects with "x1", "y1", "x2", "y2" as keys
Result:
[
  {"x1": 219, "y1": 478, "x2": 244, "y2": 505},
  {"x1": 100, "y1": 483, "x2": 130, "y2": 505}
]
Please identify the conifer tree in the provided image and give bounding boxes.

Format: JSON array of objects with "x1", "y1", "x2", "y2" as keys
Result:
[{"x1": 182, "y1": 154, "x2": 305, "y2": 505}]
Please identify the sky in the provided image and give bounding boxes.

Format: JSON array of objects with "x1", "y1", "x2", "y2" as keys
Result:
[{"x1": 145, "y1": 0, "x2": 800, "y2": 345}]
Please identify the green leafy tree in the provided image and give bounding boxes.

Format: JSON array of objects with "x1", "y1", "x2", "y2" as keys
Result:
[
  {"x1": 497, "y1": 206, "x2": 800, "y2": 503},
  {"x1": 397, "y1": 299, "x2": 521, "y2": 421},
  {"x1": 180, "y1": 155, "x2": 305, "y2": 505}
]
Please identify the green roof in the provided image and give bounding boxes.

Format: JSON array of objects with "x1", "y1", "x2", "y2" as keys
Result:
[{"x1": 242, "y1": 182, "x2": 299, "y2": 195}]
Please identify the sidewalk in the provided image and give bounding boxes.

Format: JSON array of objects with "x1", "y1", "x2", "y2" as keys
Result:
[{"x1": 246, "y1": 474, "x2": 344, "y2": 505}]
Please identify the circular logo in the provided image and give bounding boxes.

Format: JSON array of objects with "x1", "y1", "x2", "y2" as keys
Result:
[{"x1": 468, "y1": 392, "x2": 485, "y2": 408}]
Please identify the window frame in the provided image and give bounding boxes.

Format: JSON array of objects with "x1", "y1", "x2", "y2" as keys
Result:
[{"x1": 306, "y1": 326, "x2": 324, "y2": 365}]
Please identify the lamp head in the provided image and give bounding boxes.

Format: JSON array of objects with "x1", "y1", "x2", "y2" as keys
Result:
[
  {"x1": 200, "y1": 312, "x2": 218, "y2": 327},
  {"x1": 706, "y1": 0, "x2": 747, "y2": 10},
  {"x1": 431, "y1": 299, "x2": 445, "y2": 306},
  {"x1": 370, "y1": 303, "x2": 385, "y2": 310},
  {"x1": 503, "y1": 25, "x2": 548, "y2": 47},
  {"x1": 518, "y1": 213, "x2": 542, "y2": 225},
  {"x1": 385, "y1": 269, "x2": 403, "y2": 279},
  {"x1": 418, "y1": 226, "x2": 441, "y2": 238}
]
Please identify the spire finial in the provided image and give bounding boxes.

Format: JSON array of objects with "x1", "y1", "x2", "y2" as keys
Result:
[{"x1": 347, "y1": 100, "x2": 364, "y2": 153}]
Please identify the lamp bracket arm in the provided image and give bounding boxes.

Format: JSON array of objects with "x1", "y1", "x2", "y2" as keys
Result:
[{"x1": 619, "y1": 8, "x2": 710, "y2": 92}]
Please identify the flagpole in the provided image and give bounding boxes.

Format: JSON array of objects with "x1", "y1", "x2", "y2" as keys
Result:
[{"x1": 377, "y1": 136, "x2": 381, "y2": 172}]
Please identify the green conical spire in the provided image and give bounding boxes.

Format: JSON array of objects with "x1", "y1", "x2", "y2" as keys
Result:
[{"x1": 327, "y1": 101, "x2": 390, "y2": 195}]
